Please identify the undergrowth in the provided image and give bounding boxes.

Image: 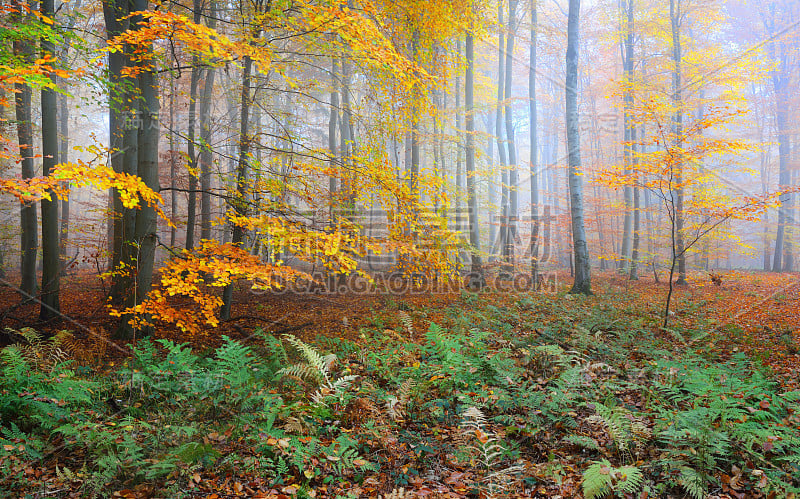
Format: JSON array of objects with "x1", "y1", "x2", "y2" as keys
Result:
[{"x1": 1, "y1": 292, "x2": 798, "y2": 497}]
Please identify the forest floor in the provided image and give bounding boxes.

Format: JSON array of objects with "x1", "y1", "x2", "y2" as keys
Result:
[{"x1": 0, "y1": 268, "x2": 799, "y2": 498}]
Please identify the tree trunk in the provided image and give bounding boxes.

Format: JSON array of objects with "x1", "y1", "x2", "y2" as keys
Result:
[
  {"x1": 59, "y1": 87, "x2": 70, "y2": 274},
  {"x1": 529, "y1": 0, "x2": 539, "y2": 281},
  {"x1": 40, "y1": 0, "x2": 60, "y2": 320},
  {"x1": 566, "y1": 0, "x2": 591, "y2": 295},
  {"x1": 199, "y1": 1, "x2": 217, "y2": 242},
  {"x1": 185, "y1": 0, "x2": 201, "y2": 250},
  {"x1": 505, "y1": 0, "x2": 518, "y2": 265},
  {"x1": 625, "y1": 0, "x2": 640, "y2": 280},
  {"x1": 670, "y1": 0, "x2": 687, "y2": 285},
  {"x1": 455, "y1": 39, "x2": 464, "y2": 237},
  {"x1": 169, "y1": 52, "x2": 177, "y2": 247},
  {"x1": 465, "y1": 30, "x2": 484, "y2": 287},
  {"x1": 103, "y1": 0, "x2": 126, "y2": 280},
  {"x1": 14, "y1": 22, "x2": 38, "y2": 301},
  {"x1": 494, "y1": 3, "x2": 507, "y2": 260},
  {"x1": 619, "y1": 0, "x2": 634, "y2": 274},
  {"x1": 221, "y1": 55, "x2": 253, "y2": 321}
]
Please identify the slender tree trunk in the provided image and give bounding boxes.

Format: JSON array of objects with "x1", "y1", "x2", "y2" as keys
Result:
[
  {"x1": 185, "y1": 3, "x2": 201, "y2": 250},
  {"x1": 455, "y1": 39, "x2": 464, "y2": 237},
  {"x1": 13, "y1": 23, "x2": 38, "y2": 301},
  {"x1": 103, "y1": 0, "x2": 126, "y2": 283},
  {"x1": 772, "y1": 76, "x2": 791, "y2": 271},
  {"x1": 40, "y1": 0, "x2": 60, "y2": 320},
  {"x1": 59, "y1": 87, "x2": 70, "y2": 274},
  {"x1": 465, "y1": 30, "x2": 484, "y2": 287},
  {"x1": 409, "y1": 30, "x2": 420, "y2": 209},
  {"x1": 670, "y1": 0, "x2": 687, "y2": 285},
  {"x1": 505, "y1": 0, "x2": 518, "y2": 265},
  {"x1": 566, "y1": 0, "x2": 591, "y2": 294},
  {"x1": 495, "y1": 3, "x2": 508, "y2": 259},
  {"x1": 221, "y1": 54, "x2": 253, "y2": 321},
  {"x1": 169, "y1": 51, "x2": 177, "y2": 247},
  {"x1": 625, "y1": 0, "x2": 640, "y2": 280},
  {"x1": 329, "y1": 38, "x2": 339, "y2": 223},
  {"x1": 619, "y1": 0, "x2": 634, "y2": 274},
  {"x1": 199, "y1": 1, "x2": 217, "y2": 242},
  {"x1": 529, "y1": 0, "x2": 539, "y2": 281}
]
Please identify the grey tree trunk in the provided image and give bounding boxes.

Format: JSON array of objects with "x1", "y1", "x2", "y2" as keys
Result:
[
  {"x1": 619, "y1": 0, "x2": 634, "y2": 274},
  {"x1": 670, "y1": 0, "x2": 687, "y2": 285},
  {"x1": 566, "y1": 0, "x2": 591, "y2": 295},
  {"x1": 13, "y1": 24, "x2": 38, "y2": 301},
  {"x1": 504, "y1": 0, "x2": 518, "y2": 264},
  {"x1": 529, "y1": 0, "x2": 539, "y2": 280},
  {"x1": 169, "y1": 52, "x2": 176, "y2": 247},
  {"x1": 329, "y1": 39, "x2": 339, "y2": 223},
  {"x1": 199, "y1": 1, "x2": 217, "y2": 242},
  {"x1": 494, "y1": 4, "x2": 507, "y2": 259},
  {"x1": 763, "y1": 5, "x2": 792, "y2": 271},
  {"x1": 40, "y1": 0, "x2": 60, "y2": 320},
  {"x1": 625, "y1": 0, "x2": 640, "y2": 280},
  {"x1": 465, "y1": 31, "x2": 484, "y2": 287},
  {"x1": 455, "y1": 39, "x2": 464, "y2": 236},
  {"x1": 221, "y1": 55, "x2": 253, "y2": 321},
  {"x1": 59, "y1": 87, "x2": 70, "y2": 273},
  {"x1": 409, "y1": 30, "x2": 420, "y2": 208}
]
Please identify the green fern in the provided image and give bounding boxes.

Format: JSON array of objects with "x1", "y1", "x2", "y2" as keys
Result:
[
  {"x1": 582, "y1": 459, "x2": 644, "y2": 499},
  {"x1": 678, "y1": 466, "x2": 707, "y2": 499},
  {"x1": 587, "y1": 402, "x2": 650, "y2": 457}
]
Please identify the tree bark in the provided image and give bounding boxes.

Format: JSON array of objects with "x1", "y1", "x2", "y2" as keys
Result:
[
  {"x1": 221, "y1": 54, "x2": 253, "y2": 321},
  {"x1": 199, "y1": 1, "x2": 217, "y2": 242},
  {"x1": 619, "y1": 0, "x2": 634, "y2": 274},
  {"x1": 185, "y1": 0, "x2": 202, "y2": 250},
  {"x1": 529, "y1": 0, "x2": 539, "y2": 281},
  {"x1": 13, "y1": 15, "x2": 38, "y2": 301},
  {"x1": 40, "y1": 0, "x2": 60, "y2": 320},
  {"x1": 670, "y1": 0, "x2": 687, "y2": 285},
  {"x1": 494, "y1": 3, "x2": 507, "y2": 260},
  {"x1": 504, "y1": 0, "x2": 518, "y2": 265},
  {"x1": 465, "y1": 30, "x2": 484, "y2": 287},
  {"x1": 566, "y1": 0, "x2": 591, "y2": 294}
]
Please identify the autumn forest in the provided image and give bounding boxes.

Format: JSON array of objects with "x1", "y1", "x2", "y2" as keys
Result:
[{"x1": 1, "y1": 0, "x2": 799, "y2": 497}]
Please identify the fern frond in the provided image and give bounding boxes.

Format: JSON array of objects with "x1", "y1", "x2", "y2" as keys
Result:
[
  {"x1": 398, "y1": 311, "x2": 413, "y2": 337},
  {"x1": 679, "y1": 466, "x2": 707, "y2": 499},
  {"x1": 283, "y1": 334, "x2": 331, "y2": 383},
  {"x1": 582, "y1": 460, "x2": 613, "y2": 499},
  {"x1": 277, "y1": 363, "x2": 320, "y2": 382}
]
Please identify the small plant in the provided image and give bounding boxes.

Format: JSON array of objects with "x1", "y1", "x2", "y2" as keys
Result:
[
  {"x1": 278, "y1": 334, "x2": 357, "y2": 406},
  {"x1": 582, "y1": 459, "x2": 644, "y2": 499},
  {"x1": 460, "y1": 406, "x2": 522, "y2": 497}
]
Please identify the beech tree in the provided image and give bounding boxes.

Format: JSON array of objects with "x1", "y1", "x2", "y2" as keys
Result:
[{"x1": 566, "y1": 0, "x2": 591, "y2": 295}]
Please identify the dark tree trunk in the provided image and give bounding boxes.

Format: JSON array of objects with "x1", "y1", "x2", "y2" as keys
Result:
[
  {"x1": 221, "y1": 55, "x2": 253, "y2": 321},
  {"x1": 40, "y1": 0, "x2": 60, "y2": 320},
  {"x1": 14, "y1": 28, "x2": 38, "y2": 301},
  {"x1": 185, "y1": 1, "x2": 201, "y2": 250}
]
